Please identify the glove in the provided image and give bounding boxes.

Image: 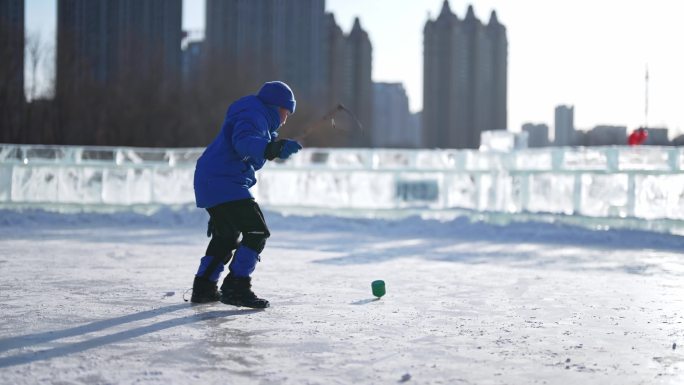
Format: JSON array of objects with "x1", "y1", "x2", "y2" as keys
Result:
[
  {"x1": 280, "y1": 140, "x2": 302, "y2": 159},
  {"x1": 265, "y1": 139, "x2": 302, "y2": 160}
]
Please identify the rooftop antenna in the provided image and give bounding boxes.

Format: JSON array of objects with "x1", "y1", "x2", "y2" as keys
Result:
[{"x1": 644, "y1": 64, "x2": 649, "y2": 129}]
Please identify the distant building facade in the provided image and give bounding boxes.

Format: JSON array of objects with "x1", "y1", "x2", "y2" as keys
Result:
[
  {"x1": 486, "y1": 8, "x2": 507, "y2": 134},
  {"x1": 324, "y1": 15, "x2": 375, "y2": 146},
  {"x1": 573, "y1": 130, "x2": 587, "y2": 147},
  {"x1": 673, "y1": 134, "x2": 684, "y2": 146},
  {"x1": 182, "y1": 41, "x2": 203, "y2": 85},
  {"x1": 0, "y1": 0, "x2": 24, "y2": 140},
  {"x1": 205, "y1": 0, "x2": 327, "y2": 108},
  {"x1": 57, "y1": 0, "x2": 183, "y2": 95},
  {"x1": 344, "y1": 18, "x2": 373, "y2": 147},
  {"x1": 204, "y1": 1, "x2": 373, "y2": 146},
  {"x1": 587, "y1": 125, "x2": 627, "y2": 146},
  {"x1": 554, "y1": 105, "x2": 574, "y2": 146},
  {"x1": 644, "y1": 127, "x2": 669, "y2": 145},
  {"x1": 410, "y1": 112, "x2": 423, "y2": 147},
  {"x1": 423, "y1": 1, "x2": 507, "y2": 149},
  {"x1": 372, "y1": 82, "x2": 418, "y2": 148},
  {"x1": 521, "y1": 123, "x2": 550, "y2": 148},
  {"x1": 325, "y1": 13, "x2": 348, "y2": 112}
]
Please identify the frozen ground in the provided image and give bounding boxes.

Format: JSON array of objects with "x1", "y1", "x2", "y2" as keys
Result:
[{"x1": 0, "y1": 208, "x2": 683, "y2": 384}]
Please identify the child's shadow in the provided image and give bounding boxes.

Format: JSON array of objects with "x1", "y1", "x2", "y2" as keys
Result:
[{"x1": 0, "y1": 303, "x2": 259, "y2": 368}]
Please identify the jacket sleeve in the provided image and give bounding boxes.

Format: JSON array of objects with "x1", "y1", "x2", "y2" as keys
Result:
[{"x1": 231, "y1": 120, "x2": 269, "y2": 163}]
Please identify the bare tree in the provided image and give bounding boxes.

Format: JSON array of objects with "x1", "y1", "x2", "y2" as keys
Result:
[
  {"x1": 23, "y1": 31, "x2": 59, "y2": 144},
  {"x1": 16, "y1": 27, "x2": 356, "y2": 148},
  {"x1": 24, "y1": 32, "x2": 42, "y2": 102}
]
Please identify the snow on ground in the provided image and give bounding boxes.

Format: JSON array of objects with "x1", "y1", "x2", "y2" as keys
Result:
[{"x1": 0, "y1": 207, "x2": 683, "y2": 384}]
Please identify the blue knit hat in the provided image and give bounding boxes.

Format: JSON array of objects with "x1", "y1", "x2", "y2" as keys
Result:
[{"x1": 257, "y1": 81, "x2": 296, "y2": 114}]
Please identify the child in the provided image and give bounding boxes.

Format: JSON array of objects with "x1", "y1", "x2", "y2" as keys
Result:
[{"x1": 191, "y1": 81, "x2": 302, "y2": 308}]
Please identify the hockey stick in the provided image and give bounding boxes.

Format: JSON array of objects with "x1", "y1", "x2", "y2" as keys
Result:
[{"x1": 295, "y1": 103, "x2": 364, "y2": 141}]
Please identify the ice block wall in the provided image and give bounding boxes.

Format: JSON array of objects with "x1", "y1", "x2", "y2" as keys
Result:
[{"x1": 1, "y1": 144, "x2": 683, "y2": 222}]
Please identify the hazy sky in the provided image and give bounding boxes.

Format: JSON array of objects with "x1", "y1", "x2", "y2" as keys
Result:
[{"x1": 25, "y1": 0, "x2": 684, "y2": 137}]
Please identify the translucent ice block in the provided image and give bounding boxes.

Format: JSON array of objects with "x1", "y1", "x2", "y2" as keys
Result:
[
  {"x1": 102, "y1": 168, "x2": 154, "y2": 205},
  {"x1": 152, "y1": 168, "x2": 194, "y2": 204},
  {"x1": 634, "y1": 174, "x2": 684, "y2": 220},
  {"x1": 527, "y1": 173, "x2": 575, "y2": 215},
  {"x1": 619, "y1": 147, "x2": 671, "y2": 171},
  {"x1": 445, "y1": 174, "x2": 478, "y2": 210},
  {"x1": 512, "y1": 149, "x2": 552, "y2": 171},
  {"x1": 561, "y1": 147, "x2": 608, "y2": 171},
  {"x1": 57, "y1": 167, "x2": 103, "y2": 204},
  {"x1": 580, "y1": 174, "x2": 629, "y2": 217},
  {"x1": 415, "y1": 150, "x2": 462, "y2": 170},
  {"x1": 0, "y1": 165, "x2": 12, "y2": 201},
  {"x1": 11, "y1": 166, "x2": 59, "y2": 202}
]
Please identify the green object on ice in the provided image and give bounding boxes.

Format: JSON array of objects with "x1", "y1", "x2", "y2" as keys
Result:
[{"x1": 371, "y1": 280, "x2": 386, "y2": 298}]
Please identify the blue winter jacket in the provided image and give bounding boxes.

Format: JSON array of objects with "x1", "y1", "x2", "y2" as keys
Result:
[{"x1": 194, "y1": 95, "x2": 281, "y2": 208}]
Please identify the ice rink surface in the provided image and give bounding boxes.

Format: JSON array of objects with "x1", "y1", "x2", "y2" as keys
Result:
[{"x1": 0, "y1": 208, "x2": 683, "y2": 384}]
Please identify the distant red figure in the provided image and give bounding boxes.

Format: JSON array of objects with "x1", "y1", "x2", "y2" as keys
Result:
[{"x1": 628, "y1": 127, "x2": 648, "y2": 146}]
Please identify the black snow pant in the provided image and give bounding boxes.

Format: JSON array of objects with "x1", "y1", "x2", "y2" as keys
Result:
[{"x1": 199, "y1": 198, "x2": 270, "y2": 280}]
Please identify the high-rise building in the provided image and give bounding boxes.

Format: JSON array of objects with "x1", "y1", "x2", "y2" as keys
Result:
[
  {"x1": 321, "y1": 14, "x2": 374, "y2": 147},
  {"x1": 0, "y1": 0, "x2": 24, "y2": 139},
  {"x1": 57, "y1": 0, "x2": 182, "y2": 94},
  {"x1": 554, "y1": 105, "x2": 574, "y2": 146},
  {"x1": 325, "y1": 13, "x2": 347, "y2": 110},
  {"x1": 345, "y1": 17, "x2": 373, "y2": 147},
  {"x1": 373, "y1": 82, "x2": 418, "y2": 148},
  {"x1": 487, "y1": 11, "x2": 507, "y2": 133},
  {"x1": 423, "y1": 1, "x2": 507, "y2": 149},
  {"x1": 205, "y1": 0, "x2": 327, "y2": 108}
]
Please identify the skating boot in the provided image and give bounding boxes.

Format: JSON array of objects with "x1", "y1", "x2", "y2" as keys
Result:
[
  {"x1": 220, "y1": 274, "x2": 269, "y2": 308},
  {"x1": 190, "y1": 276, "x2": 221, "y2": 303}
]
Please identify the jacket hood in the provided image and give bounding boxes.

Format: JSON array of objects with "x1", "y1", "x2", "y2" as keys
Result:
[{"x1": 227, "y1": 95, "x2": 281, "y2": 132}]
